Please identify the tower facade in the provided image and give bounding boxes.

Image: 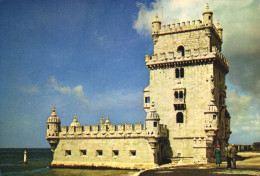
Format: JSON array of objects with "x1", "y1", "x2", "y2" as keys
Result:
[{"x1": 144, "y1": 4, "x2": 231, "y2": 163}]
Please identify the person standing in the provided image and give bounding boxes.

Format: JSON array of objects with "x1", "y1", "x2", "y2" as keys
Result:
[
  {"x1": 225, "y1": 143, "x2": 231, "y2": 168},
  {"x1": 230, "y1": 144, "x2": 237, "y2": 168},
  {"x1": 215, "y1": 145, "x2": 222, "y2": 168}
]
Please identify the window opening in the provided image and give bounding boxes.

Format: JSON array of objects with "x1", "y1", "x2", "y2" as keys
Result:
[
  {"x1": 130, "y1": 150, "x2": 136, "y2": 157},
  {"x1": 47, "y1": 125, "x2": 49, "y2": 129},
  {"x1": 65, "y1": 150, "x2": 71, "y2": 156},
  {"x1": 176, "y1": 112, "x2": 184, "y2": 123},
  {"x1": 180, "y1": 68, "x2": 184, "y2": 78},
  {"x1": 175, "y1": 68, "x2": 180, "y2": 78},
  {"x1": 80, "y1": 150, "x2": 87, "y2": 156},
  {"x1": 177, "y1": 46, "x2": 185, "y2": 56},
  {"x1": 145, "y1": 97, "x2": 150, "y2": 103},
  {"x1": 179, "y1": 91, "x2": 183, "y2": 99},
  {"x1": 174, "y1": 91, "x2": 179, "y2": 99},
  {"x1": 213, "y1": 115, "x2": 217, "y2": 120},
  {"x1": 96, "y1": 150, "x2": 103, "y2": 156},
  {"x1": 113, "y1": 150, "x2": 119, "y2": 157},
  {"x1": 153, "y1": 122, "x2": 157, "y2": 127}
]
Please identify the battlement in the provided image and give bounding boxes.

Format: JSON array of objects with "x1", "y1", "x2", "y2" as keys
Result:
[
  {"x1": 154, "y1": 19, "x2": 222, "y2": 40},
  {"x1": 145, "y1": 46, "x2": 229, "y2": 72},
  {"x1": 47, "y1": 121, "x2": 167, "y2": 139}
]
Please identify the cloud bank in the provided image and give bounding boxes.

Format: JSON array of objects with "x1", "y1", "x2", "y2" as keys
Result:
[{"x1": 133, "y1": 0, "x2": 260, "y2": 144}]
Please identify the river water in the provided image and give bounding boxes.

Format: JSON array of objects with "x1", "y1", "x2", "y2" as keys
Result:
[{"x1": 0, "y1": 148, "x2": 138, "y2": 176}]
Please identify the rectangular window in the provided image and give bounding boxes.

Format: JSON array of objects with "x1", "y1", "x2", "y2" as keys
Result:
[
  {"x1": 112, "y1": 150, "x2": 119, "y2": 157},
  {"x1": 153, "y1": 122, "x2": 157, "y2": 127},
  {"x1": 130, "y1": 150, "x2": 136, "y2": 157},
  {"x1": 65, "y1": 150, "x2": 71, "y2": 156},
  {"x1": 96, "y1": 150, "x2": 103, "y2": 156},
  {"x1": 213, "y1": 115, "x2": 217, "y2": 120},
  {"x1": 145, "y1": 97, "x2": 150, "y2": 103},
  {"x1": 80, "y1": 150, "x2": 87, "y2": 156},
  {"x1": 177, "y1": 153, "x2": 181, "y2": 157},
  {"x1": 47, "y1": 125, "x2": 49, "y2": 129}
]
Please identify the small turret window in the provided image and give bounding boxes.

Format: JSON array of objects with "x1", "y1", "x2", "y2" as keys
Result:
[
  {"x1": 176, "y1": 112, "x2": 184, "y2": 123},
  {"x1": 177, "y1": 46, "x2": 185, "y2": 56},
  {"x1": 47, "y1": 125, "x2": 49, "y2": 129},
  {"x1": 145, "y1": 97, "x2": 150, "y2": 103},
  {"x1": 154, "y1": 122, "x2": 158, "y2": 127}
]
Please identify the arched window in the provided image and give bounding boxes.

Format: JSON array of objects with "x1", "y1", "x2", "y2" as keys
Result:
[
  {"x1": 174, "y1": 91, "x2": 179, "y2": 99},
  {"x1": 179, "y1": 91, "x2": 183, "y2": 99},
  {"x1": 176, "y1": 112, "x2": 184, "y2": 123},
  {"x1": 175, "y1": 68, "x2": 179, "y2": 78},
  {"x1": 180, "y1": 68, "x2": 184, "y2": 78},
  {"x1": 177, "y1": 46, "x2": 185, "y2": 56}
]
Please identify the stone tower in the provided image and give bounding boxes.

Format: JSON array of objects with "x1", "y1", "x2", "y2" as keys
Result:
[
  {"x1": 46, "y1": 107, "x2": 61, "y2": 151},
  {"x1": 144, "y1": 3, "x2": 231, "y2": 163}
]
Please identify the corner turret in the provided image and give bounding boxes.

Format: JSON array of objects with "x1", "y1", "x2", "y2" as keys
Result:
[
  {"x1": 46, "y1": 106, "x2": 61, "y2": 152},
  {"x1": 216, "y1": 20, "x2": 223, "y2": 41},
  {"x1": 145, "y1": 102, "x2": 160, "y2": 136},
  {"x1": 202, "y1": 3, "x2": 213, "y2": 26},
  {"x1": 152, "y1": 13, "x2": 161, "y2": 44}
]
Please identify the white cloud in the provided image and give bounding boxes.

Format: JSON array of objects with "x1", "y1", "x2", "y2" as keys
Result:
[
  {"x1": 49, "y1": 76, "x2": 88, "y2": 106},
  {"x1": 19, "y1": 85, "x2": 38, "y2": 92}
]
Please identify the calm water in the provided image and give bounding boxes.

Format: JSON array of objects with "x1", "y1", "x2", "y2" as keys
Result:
[{"x1": 0, "y1": 148, "x2": 138, "y2": 176}]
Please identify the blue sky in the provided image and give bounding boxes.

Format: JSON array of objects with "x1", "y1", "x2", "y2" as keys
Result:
[{"x1": 0, "y1": 0, "x2": 259, "y2": 147}]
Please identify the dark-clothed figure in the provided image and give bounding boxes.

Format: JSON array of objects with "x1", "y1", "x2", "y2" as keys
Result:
[
  {"x1": 225, "y1": 143, "x2": 231, "y2": 168},
  {"x1": 215, "y1": 145, "x2": 222, "y2": 168},
  {"x1": 230, "y1": 144, "x2": 237, "y2": 168}
]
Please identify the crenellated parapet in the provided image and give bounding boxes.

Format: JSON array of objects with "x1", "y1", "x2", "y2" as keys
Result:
[
  {"x1": 46, "y1": 108, "x2": 168, "y2": 141},
  {"x1": 56, "y1": 122, "x2": 167, "y2": 139},
  {"x1": 145, "y1": 47, "x2": 229, "y2": 73}
]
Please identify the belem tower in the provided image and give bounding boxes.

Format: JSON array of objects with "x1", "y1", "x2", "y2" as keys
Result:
[{"x1": 46, "y1": 4, "x2": 231, "y2": 169}]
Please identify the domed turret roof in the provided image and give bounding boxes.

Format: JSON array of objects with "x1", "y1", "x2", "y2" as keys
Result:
[
  {"x1": 152, "y1": 13, "x2": 161, "y2": 23},
  {"x1": 70, "y1": 114, "x2": 81, "y2": 127},
  {"x1": 105, "y1": 115, "x2": 111, "y2": 125},
  {"x1": 47, "y1": 107, "x2": 61, "y2": 123},
  {"x1": 203, "y1": 3, "x2": 213, "y2": 15}
]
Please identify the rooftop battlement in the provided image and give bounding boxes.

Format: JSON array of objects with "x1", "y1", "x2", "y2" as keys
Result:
[
  {"x1": 55, "y1": 122, "x2": 167, "y2": 139},
  {"x1": 46, "y1": 121, "x2": 167, "y2": 139},
  {"x1": 155, "y1": 20, "x2": 222, "y2": 40},
  {"x1": 145, "y1": 46, "x2": 229, "y2": 72}
]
